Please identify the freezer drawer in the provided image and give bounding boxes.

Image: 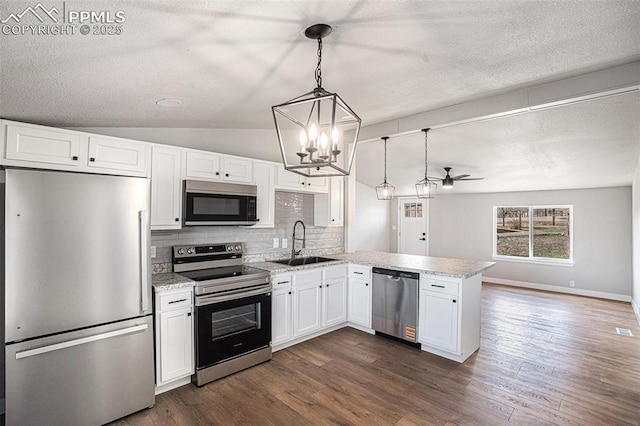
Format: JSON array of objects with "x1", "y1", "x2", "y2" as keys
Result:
[{"x1": 5, "y1": 316, "x2": 155, "y2": 425}]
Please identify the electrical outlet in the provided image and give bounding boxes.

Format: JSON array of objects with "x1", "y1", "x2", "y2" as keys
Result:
[
  {"x1": 150, "y1": 246, "x2": 157, "y2": 258},
  {"x1": 272, "y1": 238, "x2": 279, "y2": 248},
  {"x1": 282, "y1": 238, "x2": 288, "y2": 248},
  {"x1": 569, "y1": 280, "x2": 575, "y2": 288}
]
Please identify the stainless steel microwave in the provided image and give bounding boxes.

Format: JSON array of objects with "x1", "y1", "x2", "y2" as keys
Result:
[{"x1": 183, "y1": 180, "x2": 258, "y2": 226}]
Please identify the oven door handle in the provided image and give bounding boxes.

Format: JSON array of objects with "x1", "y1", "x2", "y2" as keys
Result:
[{"x1": 195, "y1": 284, "x2": 271, "y2": 306}]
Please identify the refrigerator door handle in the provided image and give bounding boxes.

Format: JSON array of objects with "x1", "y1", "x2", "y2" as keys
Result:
[
  {"x1": 139, "y1": 210, "x2": 151, "y2": 313},
  {"x1": 15, "y1": 324, "x2": 149, "y2": 360}
]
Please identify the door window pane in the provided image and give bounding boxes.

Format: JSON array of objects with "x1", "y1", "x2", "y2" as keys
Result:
[{"x1": 532, "y1": 208, "x2": 570, "y2": 259}]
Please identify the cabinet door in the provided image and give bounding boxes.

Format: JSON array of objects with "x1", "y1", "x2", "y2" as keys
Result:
[
  {"x1": 276, "y1": 166, "x2": 305, "y2": 190},
  {"x1": 253, "y1": 162, "x2": 275, "y2": 227},
  {"x1": 185, "y1": 151, "x2": 221, "y2": 180},
  {"x1": 329, "y1": 177, "x2": 344, "y2": 226},
  {"x1": 151, "y1": 146, "x2": 183, "y2": 229},
  {"x1": 292, "y1": 283, "x2": 322, "y2": 337},
  {"x1": 348, "y1": 278, "x2": 371, "y2": 327},
  {"x1": 157, "y1": 307, "x2": 194, "y2": 385},
  {"x1": 419, "y1": 291, "x2": 458, "y2": 352},
  {"x1": 306, "y1": 176, "x2": 329, "y2": 193},
  {"x1": 272, "y1": 288, "x2": 292, "y2": 346},
  {"x1": 222, "y1": 157, "x2": 252, "y2": 183},
  {"x1": 5, "y1": 123, "x2": 82, "y2": 167},
  {"x1": 324, "y1": 278, "x2": 347, "y2": 327},
  {"x1": 87, "y1": 136, "x2": 149, "y2": 176}
]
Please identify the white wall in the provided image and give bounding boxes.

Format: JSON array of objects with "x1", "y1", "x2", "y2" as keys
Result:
[
  {"x1": 429, "y1": 187, "x2": 632, "y2": 297},
  {"x1": 632, "y1": 152, "x2": 640, "y2": 321},
  {"x1": 71, "y1": 127, "x2": 283, "y2": 163},
  {"x1": 350, "y1": 182, "x2": 391, "y2": 252}
]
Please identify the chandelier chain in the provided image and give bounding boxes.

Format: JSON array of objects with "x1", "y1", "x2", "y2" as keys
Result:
[
  {"x1": 315, "y1": 37, "x2": 323, "y2": 88},
  {"x1": 383, "y1": 139, "x2": 388, "y2": 183},
  {"x1": 424, "y1": 128, "x2": 430, "y2": 179}
]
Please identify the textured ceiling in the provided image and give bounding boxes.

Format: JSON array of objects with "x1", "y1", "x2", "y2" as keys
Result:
[{"x1": 0, "y1": 0, "x2": 639, "y2": 193}]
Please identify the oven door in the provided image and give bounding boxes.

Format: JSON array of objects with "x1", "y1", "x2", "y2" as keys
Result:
[
  {"x1": 184, "y1": 191, "x2": 257, "y2": 226},
  {"x1": 195, "y1": 287, "x2": 271, "y2": 369}
]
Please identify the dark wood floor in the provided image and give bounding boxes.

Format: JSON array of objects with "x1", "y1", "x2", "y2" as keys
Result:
[{"x1": 113, "y1": 284, "x2": 640, "y2": 425}]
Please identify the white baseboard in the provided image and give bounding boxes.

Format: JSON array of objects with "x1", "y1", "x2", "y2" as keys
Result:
[
  {"x1": 632, "y1": 298, "x2": 640, "y2": 326},
  {"x1": 483, "y1": 276, "x2": 632, "y2": 302}
]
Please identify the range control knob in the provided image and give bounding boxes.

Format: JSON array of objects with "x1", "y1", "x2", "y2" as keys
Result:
[
  {"x1": 187, "y1": 247, "x2": 195, "y2": 254},
  {"x1": 235, "y1": 245, "x2": 241, "y2": 251},
  {"x1": 177, "y1": 248, "x2": 185, "y2": 255},
  {"x1": 227, "y1": 246, "x2": 233, "y2": 251}
]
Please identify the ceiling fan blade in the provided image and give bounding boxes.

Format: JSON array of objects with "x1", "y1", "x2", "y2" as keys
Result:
[
  {"x1": 457, "y1": 177, "x2": 484, "y2": 181},
  {"x1": 452, "y1": 174, "x2": 470, "y2": 180},
  {"x1": 427, "y1": 176, "x2": 444, "y2": 181}
]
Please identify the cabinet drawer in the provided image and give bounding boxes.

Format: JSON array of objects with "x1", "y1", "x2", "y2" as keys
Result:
[
  {"x1": 272, "y1": 274, "x2": 293, "y2": 289},
  {"x1": 323, "y1": 264, "x2": 347, "y2": 281},
  {"x1": 349, "y1": 265, "x2": 371, "y2": 279},
  {"x1": 158, "y1": 289, "x2": 193, "y2": 311},
  {"x1": 293, "y1": 269, "x2": 322, "y2": 286},
  {"x1": 420, "y1": 278, "x2": 458, "y2": 296}
]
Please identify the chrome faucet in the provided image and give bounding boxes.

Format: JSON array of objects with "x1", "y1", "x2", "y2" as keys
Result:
[{"x1": 292, "y1": 220, "x2": 306, "y2": 258}]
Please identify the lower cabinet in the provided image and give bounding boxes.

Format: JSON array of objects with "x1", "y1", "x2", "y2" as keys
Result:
[
  {"x1": 154, "y1": 287, "x2": 194, "y2": 390},
  {"x1": 347, "y1": 265, "x2": 372, "y2": 328},
  {"x1": 418, "y1": 273, "x2": 482, "y2": 362},
  {"x1": 272, "y1": 265, "x2": 347, "y2": 349}
]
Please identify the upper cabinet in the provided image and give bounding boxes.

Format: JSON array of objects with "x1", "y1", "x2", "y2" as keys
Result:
[
  {"x1": 185, "y1": 150, "x2": 252, "y2": 183},
  {"x1": 151, "y1": 146, "x2": 183, "y2": 230},
  {"x1": 275, "y1": 166, "x2": 328, "y2": 193},
  {"x1": 314, "y1": 177, "x2": 344, "y2": 227},
  {"x1": 1, "y1": 120, "x2": 150, "y2": 177},
  {"x1": 252, "y1": 162, "x2": 275, "y2": 228}
]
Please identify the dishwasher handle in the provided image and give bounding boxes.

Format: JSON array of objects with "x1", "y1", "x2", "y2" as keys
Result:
[{"x1": 372, "y1": 267, "x2": 419, "y2": 280}]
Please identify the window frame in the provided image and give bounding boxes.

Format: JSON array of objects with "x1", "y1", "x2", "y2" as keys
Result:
[{"x1": 492, "y1": 205, "x2": 574, "y2": 266}]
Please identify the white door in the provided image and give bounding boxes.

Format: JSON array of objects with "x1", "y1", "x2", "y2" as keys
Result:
[{"x1": 398, "y1": 198, "x2": 428, "y2": 255}]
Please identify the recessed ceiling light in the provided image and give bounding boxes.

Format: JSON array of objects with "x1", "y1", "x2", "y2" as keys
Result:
[{"x1": 156, "y1": 98, "x2": 182, "y2": 107}]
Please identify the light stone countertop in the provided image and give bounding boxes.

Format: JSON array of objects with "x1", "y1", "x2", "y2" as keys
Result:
[
  {"x1": 152, "y1": 272, "x2": 195, "y2": 292},
  {"x1": 251, "y1": 251, "x2": 494, "y2": 279}
]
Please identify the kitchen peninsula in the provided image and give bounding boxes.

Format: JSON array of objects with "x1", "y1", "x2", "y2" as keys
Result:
[{"x1": 254, "y1": 251, "x2": 495, "y2": 363}]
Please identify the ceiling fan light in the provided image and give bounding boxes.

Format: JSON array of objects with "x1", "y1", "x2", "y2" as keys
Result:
[{"x1": 442, "y1": 177, "x2": 454, "y2": 189}]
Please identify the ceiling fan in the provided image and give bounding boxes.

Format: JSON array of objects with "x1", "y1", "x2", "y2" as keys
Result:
[{"x1": 429, "y1": 167, "x2": 484, "y2": 189}]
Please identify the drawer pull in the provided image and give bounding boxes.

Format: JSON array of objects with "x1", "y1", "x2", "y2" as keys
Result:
[
  {"x1": 354, "y1": 272, "x2": 363, "y2": 275},
  {"x1": 168, "y1": 298, "x2": 187, "y2": 304},
  {"x1": 431, "y1": 284, "x2": 445, "y2": 288},
  {"x1": 277, "y1": 281, "x2": 290, "y2": 285}
]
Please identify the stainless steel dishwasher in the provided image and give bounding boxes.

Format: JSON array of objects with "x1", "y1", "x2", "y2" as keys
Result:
[{"x1": 372, "y1": 267, "x2": 420, "y2": 343}]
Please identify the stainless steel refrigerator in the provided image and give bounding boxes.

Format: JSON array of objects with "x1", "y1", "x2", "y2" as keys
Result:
[{"x1": 3, "y1": 168, "x2": 155, "y2": 425}]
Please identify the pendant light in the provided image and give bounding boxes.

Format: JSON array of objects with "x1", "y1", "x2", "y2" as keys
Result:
[
  {"x1": 376, "y1": 136, "x2": 395, "y2": 200},
  {"x1": 272, "y1": 24, "x2": 362, "y2": 177},
  {"x1": 415, "y1": 128, "x2": 437, "y2": 198}
]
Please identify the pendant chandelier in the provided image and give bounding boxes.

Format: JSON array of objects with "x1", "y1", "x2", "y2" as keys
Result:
[
  {"x1": 415, "y1": 128, "x2": 437, "y2": 198},
  {"x1": 272, "y1": 24, "x2": 362, "y2": 177},
  {"x1": 376, "y1": 136, "x2": 395, "y2": 200}
]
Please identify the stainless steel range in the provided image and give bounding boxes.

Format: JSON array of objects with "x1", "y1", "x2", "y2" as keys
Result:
[{"x1": 173, "y1": 243, "x2": 272, "y2": 386}]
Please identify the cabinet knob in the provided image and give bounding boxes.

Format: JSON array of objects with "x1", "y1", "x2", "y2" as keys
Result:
[
  {"x1": 331, "y1": 219, "x2": 335, "y2": 222},
  {"x1": 89, "y1": 157, "x2": 95, "y2": 162},
  {"x1": 225, "y1": 173, "x2": 229, "y2": 177},
  {"x1": 256, "y1": 218, "x2": 260, "y2": 222},
  {"x1": 453, "y1": 299, "x2": 457, "y2": 303},
  {"x1": 301, "y1": 182, "x2": 305, "y2": 186},
  {"x1": 72, "y1": 156, "x2": 78, "y2": 161},
  {"x1": 175, "y1": 218, "x2": 179, "y2": 222},
  {"x1": 288, "y1": 291, "x2": 292, "y2": 295},
  {"x1": 365, "y1": 283, "x2": 369, "y2": 286},
  {"x1": 187, "y1": 312, "x2": 192, "y2": 316},
  {"x1": 307, "y1": 183, "x2": 311, "y2": 186},
  {"x1": 216, "y1": 172, "x2": 220, "y2": 176},
  {"x1": 319, "y1": 285, "x2": 323, "y2": 288}
]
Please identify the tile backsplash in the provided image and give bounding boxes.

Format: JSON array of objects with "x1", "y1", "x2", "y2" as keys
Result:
[{"x1": 151, "y1": 191, "x2": 344, "y2": 273}]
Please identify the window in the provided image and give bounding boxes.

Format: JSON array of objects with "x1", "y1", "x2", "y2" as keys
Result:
[{"x1": 494, "y1": 206, "x2": 573, "y2": 265}]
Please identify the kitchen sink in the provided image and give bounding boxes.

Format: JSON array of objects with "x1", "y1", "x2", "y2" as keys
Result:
[{"x1": 273, "y1": 256, "x2": 337, "y2": 266}]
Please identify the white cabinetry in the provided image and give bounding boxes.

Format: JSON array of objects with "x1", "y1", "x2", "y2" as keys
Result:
[
  {"x1": 185, "y1": 151, "x2": 252, "y2": 183},
  {"x1": 418, "y1": 273, "x2": 482, "y2": 362},
  {"x1": 253, "y1": 162, "x2": 276, "y2": 227},
  {"x1": 271, "y1": 274, "x2": 293, "y2": 346},
  {"x1": 272, "y1": 264, "x2": 348, "y2": 350},
  {"x1": 154, "y1": 287, "x2": 194, "y2": 393},
  {"x1": 292, "y1": 270, "x2": 323, "y2": 337},
  {"x1": 1, "y1": 120, "x2": 150, "y2": 177},
  {"x1": 151, "y1": 146, "x2": 183, "y2": 230},
  {"x1": 347, "y1": 265, "x2": 372, "y2": 329},
  {"x1": 275, "y1": 166, "x2": 329, "y2": 193},
  {"x1": 314, "y1": 177, "x2": 344, "y2": 227}
]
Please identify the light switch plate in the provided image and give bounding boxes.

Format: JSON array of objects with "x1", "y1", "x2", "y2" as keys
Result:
[
  {"x1": 272, "y1": 238, "x2": 279, "y2": 248},
  {"x1": 150, "y1": 246, "x2": 157, "y2": 258},
  {"x1": 282, "y1": 238, "x2": 288, "y2": 248}
]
